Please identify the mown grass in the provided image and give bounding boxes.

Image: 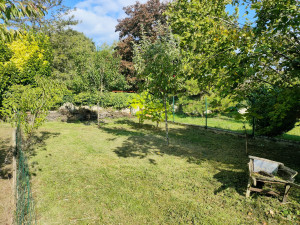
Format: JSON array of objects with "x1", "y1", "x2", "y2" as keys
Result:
[
  {"x1": 0, "y1": 122, "x2": 14, "y2": 224},
  {"x1": 12, "y1": 118, "x2": 300, "y2": 224},
  {"x1": 172, "y1": 114, "x2": 300, "y2": 142}
]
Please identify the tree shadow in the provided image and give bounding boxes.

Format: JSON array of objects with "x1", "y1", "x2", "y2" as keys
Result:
[
  {"x1": 26, "y1": 131, "x2": 60, "y2": 157},
  {"x1": 213, "y1": 170, "x2": 248, "y2": 195},
  {"x1": 99, "y1": 118, "x2": 300, "y2": 197},
  {"x1": 0, "y1": 138, "x2": 12, "y2": 179}
]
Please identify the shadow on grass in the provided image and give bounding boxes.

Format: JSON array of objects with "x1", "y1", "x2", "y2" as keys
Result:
[
  {"x1": 99, "y1": 119, "x2": 250, "y2": 195},
  {"x1": 213, "y1": 170, "x2": 247, "y2": 195},
  {"x1": 0, "y1": 138, "x2": 12, "y2": 179},
  {"x1": 99, "y1": 118, "x2": 300, "y2": 197},
  {"x1": 26, "y1": 131, "x2": 60, "y2": 157}
]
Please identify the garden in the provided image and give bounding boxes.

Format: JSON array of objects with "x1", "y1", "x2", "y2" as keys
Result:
[
  {"x1": 0, "y1": 0, "x2": 299, "y2": 224},
  {"x1": 1, "y1": 118, "x2": 299, "y2": 224}
]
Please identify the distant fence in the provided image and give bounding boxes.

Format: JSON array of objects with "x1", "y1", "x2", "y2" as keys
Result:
[
  {"x1": 170, "y1": 96, "x2": 255, "y2": 135},
  {"x1": 14, "y1": 116, "x2": 36, "y2": 225}
]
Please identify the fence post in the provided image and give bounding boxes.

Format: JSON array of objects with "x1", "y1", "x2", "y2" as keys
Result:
[
  {"x1": 205, "y1": 97, "x2": 208, "y2": 129},
  {"x1": 172, "y1": 96, "x2": 175, "y2": 122},
  {"x1": 252, "y1": 117, "x2": 255, "y2": 137},
  {"x1": 12, "y1": 128, "x2": 17, "y2": 225}
]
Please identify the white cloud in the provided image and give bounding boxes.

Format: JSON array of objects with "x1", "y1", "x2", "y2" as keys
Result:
[{"x1": 67, "y1": 0, "x2": 148, "y2": 46}]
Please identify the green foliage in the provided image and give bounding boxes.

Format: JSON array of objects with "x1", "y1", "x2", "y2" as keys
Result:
[
  {"x1": 0, "y1": 1, "x2": 46, "y2": 41},
  {"x1": 0, "y1": 32, "x2": 52, "y2": 107},
  {"x1": 133, "y1": 25, "x2": 183, "y2": 99},
  {"x1": 178, "y1": 92, "x2": 237, "y2": 117},
  {"x1": 115, "y1": 0, "x2": 168, "y2": 90},
  {"x1": 167, "y1": 0, "x2": 300, "y2": 136},
  {"x1": 166, "y1": 0, "x2": 242, "y2": 92},
  {"x1": 1, "y1": 77, "x2": 65, "y2": 139},
  {"x1": 247, "y1": 87, "x2": 300, "y2": 137},
  {"x1": 131, "y1": 92, "x2": 168, "y2": 126},
  {"x1": 84, "y1": 44, "x2": 127, "y2": 94},
  {"x1": 72, "y1": 92, "x2": 137, "y2": 109},
  {"x1": 133, "y1": 24, "x2": 183, "y2": 144},
  {"x1": 50, "y1": 29, "x2": 96, "y2": 92}
]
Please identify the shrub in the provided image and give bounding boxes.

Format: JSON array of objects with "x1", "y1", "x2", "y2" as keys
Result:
[
  {"x1": 177, "y1": 93, "x2": 237, "y2": 117},
  {"x1": 130, "y1": 92, "x2": 170, "y2": 126},
  {"x1": 248, "y1": 87, "x2": 300, "y2": 137},
  {"x1": 70, "y1": 92, "x2": 138, "y2": 109}
]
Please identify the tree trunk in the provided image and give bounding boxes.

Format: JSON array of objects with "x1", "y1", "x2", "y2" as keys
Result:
[
  {"x1": 244, "y1": 124, "x2": 248, "y2": 154},
  {"x1": 164, "y1": 95, "x2": 169, "y2": 145}
]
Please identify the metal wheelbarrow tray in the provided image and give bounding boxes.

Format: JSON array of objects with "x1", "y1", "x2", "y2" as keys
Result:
[{"x1": 246, "y1": 156, "x2": 299, "y2": 203}]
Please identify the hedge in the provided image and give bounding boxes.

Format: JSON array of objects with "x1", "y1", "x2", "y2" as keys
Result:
[{"x1": 61, "y1": 92, "x2": 138, "y2": 109}]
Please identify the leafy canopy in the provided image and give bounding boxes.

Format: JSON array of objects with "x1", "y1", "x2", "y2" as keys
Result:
[{"x1": 133, "y1": 25, "x2": 183, "y2": 99}]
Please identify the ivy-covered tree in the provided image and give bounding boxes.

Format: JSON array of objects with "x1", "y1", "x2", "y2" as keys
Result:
[
  {"x1": 115, "y1": 0, "x2": 167, "y2": 89},
  {"x1": 133, "y1": 25, "x2": 182, "y2": 145}
]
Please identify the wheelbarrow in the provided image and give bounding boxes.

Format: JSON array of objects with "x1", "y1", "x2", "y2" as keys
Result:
[{"x1": 246, "y1": 156, "x2": 299, "y2": 203}]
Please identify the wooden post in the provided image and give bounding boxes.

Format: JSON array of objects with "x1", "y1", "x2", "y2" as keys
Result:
[
  {"x1": 246, "y1": 177, "x2": 252, "y2": 198},
  {"x1": 282, "y1": 184, "x2": 291, "y2": 203}
]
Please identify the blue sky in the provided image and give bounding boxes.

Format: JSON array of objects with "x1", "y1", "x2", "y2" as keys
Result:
[{"x1": 59, "y1": 0, "x2": 255, "y2": 47}]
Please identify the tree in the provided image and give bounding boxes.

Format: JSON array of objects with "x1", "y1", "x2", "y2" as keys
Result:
[
  {"x1": 115, "y1": 0, "x2": 167, "y2": 89},
  {"x1": 1, "y1": 77, "x2": 65, "y2": 146},
  {"x1": 166, "y1": 0, "x2": 300, "y2": 136},
  {"x1": 85, "y1": 44, "x2": 126, "y2": 126},
  {"x1": 0, "y1": 0, "x2": 46, "y2": 40},
  {"x1": 50, "y1": 28, "x2": 96, "y2": 92},
  {"x1": 0, "y1": 32, "x2": 52, "y2": 107},
  {"x1": 133, "y1": 25, "x2": 182, "y2": 145}
]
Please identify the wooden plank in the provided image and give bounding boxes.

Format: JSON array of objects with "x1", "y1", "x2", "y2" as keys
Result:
[
  {"x1": 248, "y1": 155, "x2": 284, "y2": 165},
  {"x1": 249, "y1": 187, "x2": 279, "y2": 196}
]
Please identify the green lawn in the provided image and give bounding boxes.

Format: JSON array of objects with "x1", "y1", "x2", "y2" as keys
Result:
[
  {"x1": 13, "y1": 118, "x2": 300, "y2": 224},
  {"x1": 171, "y1": 114, "x2": 300, "y2": 142}
]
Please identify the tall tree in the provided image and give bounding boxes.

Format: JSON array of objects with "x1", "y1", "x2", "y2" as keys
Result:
[
  {"x1": 133, "y1": 25, "x2": 182, "y2": 145},
  {"x1": 166, "y1": 0, "x2": 300, "y2": 136},
  {"x1": 85, "y1": 44, "x2": 126, "y2": 126},
  {"x1": 115, "y1": 0, "x2": 167, "y2": 90},
  {"x1": 50, "y1": 28, "x2": 96, "y2": 92}
]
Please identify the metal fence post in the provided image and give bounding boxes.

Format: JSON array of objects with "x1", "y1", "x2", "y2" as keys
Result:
[
  {"x1": 205, "y1": 97, "x2": 208, "y2": 129},
  {"x1": 172, "y1": 96, "x2": 175, "y2": 122}
]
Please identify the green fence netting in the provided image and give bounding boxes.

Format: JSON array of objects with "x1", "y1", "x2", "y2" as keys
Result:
[{"x1": 15, "y1": 115, "x2": 36, "y2": 225}]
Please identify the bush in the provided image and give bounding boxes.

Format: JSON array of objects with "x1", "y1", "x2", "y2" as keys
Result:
[
  {"x1": 130, "y1": 92, "x2": 169, "y2": 126},
  {"x1": 248, "y1": 87, "x2": 300, "y2": 137},
  {"x1": 70, "y1": 92, "x2": 138, "y2": 109},
  {"x1": 177, "y1": 93, "x2": 237, "y2": 117}
]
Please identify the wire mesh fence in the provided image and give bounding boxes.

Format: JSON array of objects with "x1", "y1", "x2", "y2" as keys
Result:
[
  {"x1": 170, "y1": 96, "x2": 255, "y2": 136},
  {"x1": 14, "y1": 114, "x2": 36, "y2": 225}
]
